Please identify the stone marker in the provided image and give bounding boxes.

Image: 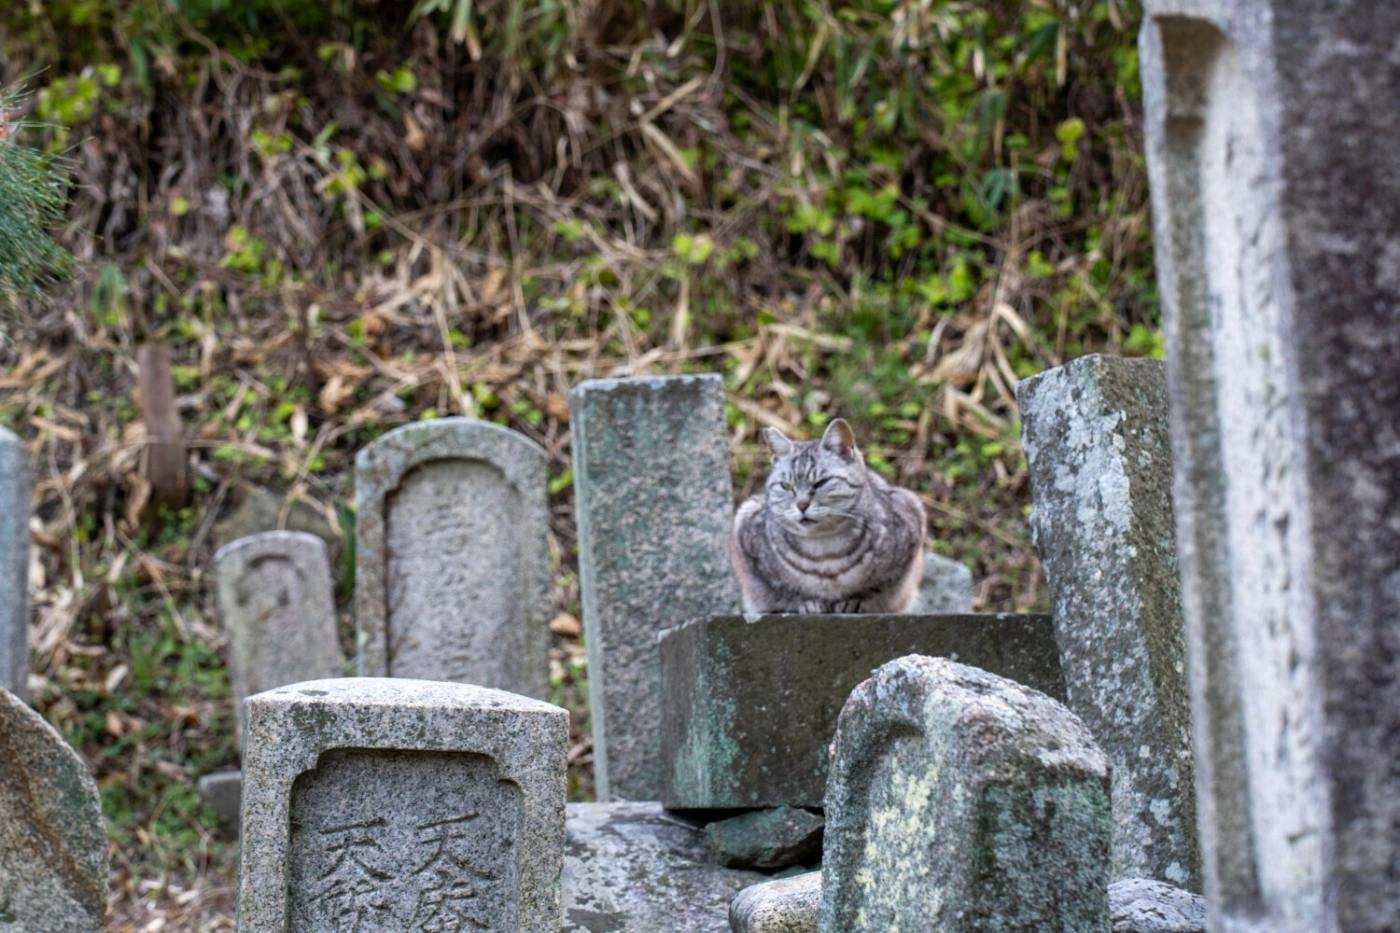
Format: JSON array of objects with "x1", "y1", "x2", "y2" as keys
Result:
[
  {"x1": 570, "y1": 374, "x2": 739, "y2": 800},
  {"x1": 819, "y1": 656, "x2": 1111, "y2": 933},
  {"x1": 730, "y1": 871, "x2": 820, "y2": 933},
  {"x1": 0, "y1": 427, "x2": 29, "y2": 702},
  {"x1": 660, "y1": 613, "x2": 1065, "y2": 809},
  {"x1": 0, "y1": 687, "x2": 108, "y2": 933},
  {"x1": 563, "y1": 802, "x2": 764, "y2": 933},
  {"x1": 1141, "y1": 2, "x2": 1400, "y2": 927},
  {"x1": 236, "y1": 678, "x2": 567, "y2": 933},
  {"x1": 356, "y1": 418, "x2": 550, "y2": 699},
  {"x1": 1018, "y1": 354, "x2": 1197, "y2": 889},
  {"x1": 214, "y1": 531, "x2": 341, "y2": 744},
  {"x1": 913, "y1": 552, "x2": 973, "y2": 614},
  {"x1": 705, "y1": 807, "x2": 823, "y2": 872},
  {"x1": 197, "y1": 770, "x2": 242, "y2": 838},
  {"x1": 1109, "y1": 879, "x2": 1206, "y2": 933}
]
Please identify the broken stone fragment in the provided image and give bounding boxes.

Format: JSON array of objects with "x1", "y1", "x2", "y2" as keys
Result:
[
  {"x1": 705, "y1": 807, "x2": 823, "y2": 872},
  {"x1": 729, "y1": 871, "x2": 820, "y2": 933},
  {"x1": 1109, "y1": 879, "x2": 1205, "y2": 933}
]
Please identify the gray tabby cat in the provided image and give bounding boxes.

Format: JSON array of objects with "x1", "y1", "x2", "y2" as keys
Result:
[{"x1": 731, "y1": 419, "x2": 926, "y2": 613}]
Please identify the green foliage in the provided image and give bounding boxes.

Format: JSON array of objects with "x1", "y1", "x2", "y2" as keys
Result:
[{"x1": 0, "y1": 92, "x2": 73, "y2": 317}]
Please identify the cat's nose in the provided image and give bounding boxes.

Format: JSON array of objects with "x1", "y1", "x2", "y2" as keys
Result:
[{"x1": 796, "y1": 498, "x2": 811, "y2": 512}]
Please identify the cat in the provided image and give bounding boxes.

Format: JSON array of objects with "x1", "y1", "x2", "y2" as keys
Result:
[{"x1": 731, "y1": 418, "x2": 926, "y2": 614}]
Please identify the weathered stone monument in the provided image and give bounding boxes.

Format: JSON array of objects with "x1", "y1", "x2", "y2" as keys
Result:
[
  {"x1": 1141, "y1": 2, "x2": 1400, "y2": 928},
  {"x1": 1018, "y1": 354, "x2": 1197, "y2": 889},
  {"x1": 214, "y1": 531, "x2": 342, "y2": 743},
  {"x1": 661, "y1": 613, "x2": 1065, "y2": 809},
  {"x1": 1, "y1": 427, "x2": 30, "y2": 702},
  {"x1": 818, "y1": 656, "x2": 1111, "y2": 933},
  {"x1": 356, "y1": 418, "x2": 550, "y2": 699},
  {"x1": 0, "y1": 688, "x2": 108, "y2": 933},
  {"x1": 236, "y1": 678, "x2": 568, "y2": 933},
  {"x1": 570, "y1": 374, "x2": 739, "y2": 800},
  {"x1": 913, "y1": 552, "x2": 973, "y2": 613}
]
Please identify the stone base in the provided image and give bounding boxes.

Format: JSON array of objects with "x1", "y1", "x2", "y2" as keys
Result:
[
  {"x1": 565, "y1": 802, "x2": 766, "y2": 933},
  {"x1": 196, "y1": 770, "x2": 242, "y2": 839}
]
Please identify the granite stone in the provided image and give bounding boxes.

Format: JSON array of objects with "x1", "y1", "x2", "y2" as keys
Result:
[
  {"x1": 1018, "y1": 354, "x2": 1197, "y2": 889},
  {"x1": 235, "y1": 678, "x2": 567, "y2": 933},
  {"x1": 705, "y1": 807, "x2": 823, "y2": 872},
  {"x1": 0, "y1": 427, "x2": 30, "y2": 702},
  {"x1": 729, "y1": 871, "x2": 820, "y2": 933},
  {"x1": 1141, "y1": 2, "x2": 1400, "y2": 926},
  {"x1": 1109, "y1": 879, "x2": 1205, "y2": 933},
  {"x1": 0, "y1": 687, "x2": 108, "y2": 933},
  {"x1": 356, "y1": 418, "x2": 550, "y2": 699},
  {"x1": 913, "y1": 553, "x2": 973, "y2": 614},
  {"x1": 214, "y1": 531, "x2": 342, "y2": 745},
  {"x1": 570, "y1": 375, "x2": 739, "y2": 800},
  {"x1": 197, "y1": 770, "x2": 242, "y2": 838},
  {"x1": 563, "y1": 801, "x2": 765, "y2": 933},
  {"x1": 660, "y1": 613, "x2": 1065, "y2": 809},
  {"x1": 819, "y1": 656, "x2": 1111, "y2": 933}
]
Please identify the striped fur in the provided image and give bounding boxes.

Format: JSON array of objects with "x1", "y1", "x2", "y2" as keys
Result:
[{"x1": 731, "y1": 419, "x2": 925, "y2": 614}]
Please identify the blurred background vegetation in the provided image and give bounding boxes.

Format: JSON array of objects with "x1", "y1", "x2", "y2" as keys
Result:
[{"x1": 0, "y1": 0, "x2": 1155, "y2": 926}]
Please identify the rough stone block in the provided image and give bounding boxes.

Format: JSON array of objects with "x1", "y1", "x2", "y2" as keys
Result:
[
  {"x1": 0, "y1": 687, "x2": 108, "y2": 933},
  {"x1": 729, "y1": 871, "x2": 820, "y2": 933},
  {"x1": 0, "y1": 427, "x2": 30, "y2": 702},
  {"x1": 197, "y1": 770, "x2": 242, "y2": 838},
  {"x1": 1109, "y1": 879, "x2": 1205, "y2": 933},
  {"x1": 563, "y1": 801, "x2": 764, "y2": 933},
  {"x1": 570, "y1": 375, "x2": 739, "y2": 800},
  {"x1": 913, "y1": 553, "x2": 973, "y2": 614},
  {"x1": 1141, "y1": 2, "x2": 1400, "y2": 925},
  {"x1": 660, "y1": 613, "x2": 1065, "y2": 809},
  {"x1": 705, "y1": 807, "x2": 823, "y2": 872},
  {"x1": 819, "y1": 656, "x2": 1111, "y2": 933},
  {"x1": 214, "y1": 531, "x2": 342, "y2": 745},
  {"x1": 1018, "y1": 354, "x2": 1197, "y2": 889},
  {"x1": 236, "y1": 678, "x2": 568, "y2": 933},
  {"x1": 356, "y1": 418, "x2": 550, "y2": 699}
]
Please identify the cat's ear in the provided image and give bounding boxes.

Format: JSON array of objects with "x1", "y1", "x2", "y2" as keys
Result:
[
  {"x1": 763, "y1": 427, "x2": 795, "y2": 460},
  {"x1": 821, "y1": 418, "x2": 858, "y2": 460}
]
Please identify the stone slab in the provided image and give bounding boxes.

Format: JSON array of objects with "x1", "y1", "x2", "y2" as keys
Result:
[
  {"x1": 819, "y1": 656, "x2": 1111, "y2": 933},
  {"x1": 913, "y1": 553, "x2": 973, "y2": 614},
  {"x1": 214, "y1": 531, "x2": 342, "y2": 746},
  {"x1": 1018, "y1": 354, "x2": 1197, "y2": 889},
  {"x1": 660, "y1": 613, "x2": 1065, "y2": 809},
  {"x1": 729, "y1": 871, "x2": 820, "y2": 933},
  {"x1": 0, "y1": 687, "x2": 108, "y2": 933},
  {"x1": 197, "y1": 770, "x2": 242, "y2": 839},
  {"x1": 356, "y1": 418, "x2": 550, "y2": 699},
  {"x1": 0, "y1": 427, "x2": 30, "y2": 702},
  {"x1": 705, "y1": 807, "x2": 823, "y2": 872},
  {"x1": 1141, "y1": 2, "x2": 1400, "y2": 926},
  {"x1": 570, "y1": 375, "x2": 739, "y2": 800},
  {"x1": 235, "y1": 678, "x2": 568, "y2": 933},
  {"x1": 1109, "y1": 879, "x2": 1205, "y2": 933}
]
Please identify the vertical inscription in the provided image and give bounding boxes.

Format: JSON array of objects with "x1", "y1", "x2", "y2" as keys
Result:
[
  {"x1": 385, "y1": 460, "x2": 524, "y2": 688},
  {"x1": 288, "y1": 749, "x2": 521, "y2": 933}
]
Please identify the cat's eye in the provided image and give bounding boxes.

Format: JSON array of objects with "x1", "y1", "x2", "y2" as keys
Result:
[
  {"x1": 780, "y1": 483, "x2": 794, "y2": 492},
  {"x1": 812, "y1": 478, "x2": 829, "y2": 489}
]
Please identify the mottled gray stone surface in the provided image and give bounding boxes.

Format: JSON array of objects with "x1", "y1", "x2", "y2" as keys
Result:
[
  {"x1": 819, "y1": 656, "x2": 1111, "y2": 933},
  {"x1": 913, "y1": 553, "x2": 973, "y2": 614},
  {"x1": 1018, "y1": 355, "x2": 1197, "y2": 889},
  {"x1": 563, "y1": 802, "x2": 764, "y2": 933},
  {"x1": 0, "y1": 428, "x2": 30, "y2": 702},
  {"x1": 197, "y1": 770, "x2": 242, "y2": 838},
  {"x1": 356, "y1": 418, "x2": 550, "y2": 699},
  {"x1": 236, "y1": 678, "x2": 567, "y2": 933},
  {"x1": 660, "y1": 613, "x2": 1065, "y2": 809},
  {"x1": 1109, "y1": 879, "x2": 1205, "y2": 933},
  {"x1": 729, "y1": 871, "x2": 820, "y2": 933},
  {"x1": 1141, "y1": 2, "x2": 1400, "y2": 927},
  {"x1": 0, "y1": 687, "x2": 108, "y2": 933},
  {"x1": 570, "y1": 375, "x2": 739, "y2": 800},
  {"x1": 214, "y1": 531, "x2": 341, "y2": 745},
  {"x1": 705, "y1": 807, "x2": 823, "y2": 872}
]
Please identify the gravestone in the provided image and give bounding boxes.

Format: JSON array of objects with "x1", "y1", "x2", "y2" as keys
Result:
[
  {"x1": 1018, "y1": 354, "x2": 1197, "y2": 889},
  {"x1": 660, "y1": 613, "x2": 1065, "y2": 809},
  {"x1": 0, "y1": 427, "x2": 29, "y2": 702},
  {"x1": 235, "y1": 678, "x2": 567, "y2": 933},
  {"x1": 1141, "y1": 2, "x2": 1400, "y2": 927},
  {"x1": 197, "y1": 770, "x2": 242, "y2": 838},
  {"x1": 356, "y1": 418, "x2": 550, "y2": 699},
  {"x1": 729, "y1": 871, "x2": 821, "y2": 933},
  {"x1": 819, "y1": 656, "x2": 1111, "y2": 933},
  {"x1": 214, "y1": 531, "x2": 341, "y2": 744},
  {"x1": 570, "y1": 374, "x2": 739, "y2": 800},
  {"x1": 0, "y1": 688, "x2": 108, "y2": 933},
  {"x1": 913, "y1": 552, "x2": 973, "y2": 614}
]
